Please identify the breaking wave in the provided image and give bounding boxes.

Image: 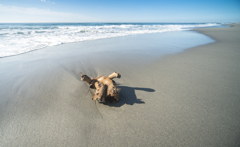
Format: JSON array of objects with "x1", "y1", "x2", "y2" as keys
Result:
[{"x1": 0, "y1": 23, "x2": 223, "y2": 57}]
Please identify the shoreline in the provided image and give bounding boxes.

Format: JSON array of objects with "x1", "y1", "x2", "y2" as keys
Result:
[
  {"x1": 0, "y1": 22, "x2": 221, "y2": 58},
  {"x1": 1, "y1": 24, "x2": 240, "y2": 147}
]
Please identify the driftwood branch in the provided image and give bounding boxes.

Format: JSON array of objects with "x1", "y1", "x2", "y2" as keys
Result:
[{"x1": 80, "y1": 72, "x2": 121, "y2": 103}]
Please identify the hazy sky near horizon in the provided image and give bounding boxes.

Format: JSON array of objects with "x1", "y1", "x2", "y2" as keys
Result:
[{"x1": 0, "y1": 0, "x2": 239, "y2": 23}]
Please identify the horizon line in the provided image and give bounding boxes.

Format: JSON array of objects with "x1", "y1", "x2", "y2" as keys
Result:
[{"x1": 0, "y1": 21, "x2": 232, "y2": 24}]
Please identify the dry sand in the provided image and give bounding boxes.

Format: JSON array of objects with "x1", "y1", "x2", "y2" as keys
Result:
[{"x1": 0, "y1": 24, "x2": 240, "y2": 147}]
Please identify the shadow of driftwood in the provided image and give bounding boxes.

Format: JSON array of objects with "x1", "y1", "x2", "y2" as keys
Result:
[{"x1": 106, "y1": 86, "x2": 155, "y2": 107}]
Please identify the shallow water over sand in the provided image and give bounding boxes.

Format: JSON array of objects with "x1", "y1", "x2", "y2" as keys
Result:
[{"x1": 0, "y1": 23, "x2": 221, "y2": 57}]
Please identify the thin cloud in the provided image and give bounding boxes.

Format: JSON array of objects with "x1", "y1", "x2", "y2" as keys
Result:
[
  {"x1": 0, "y1": 4, "x2": 71, "y2": 16},
  {"x1": 41, "y1": 0, "x2": 55, "y2": 5},
  {"x1": 0, "y1": 4, "x2": 91, "y2": 22}
]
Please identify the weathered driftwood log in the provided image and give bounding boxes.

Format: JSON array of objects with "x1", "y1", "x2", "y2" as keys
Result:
[{"x1": 80, "y1": 72, "x2": 121, "y2": 103}]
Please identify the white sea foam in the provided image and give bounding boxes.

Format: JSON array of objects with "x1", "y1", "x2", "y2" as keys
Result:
[{"x1": 0, "y1": 23, "x2": 222, "y2": 57}]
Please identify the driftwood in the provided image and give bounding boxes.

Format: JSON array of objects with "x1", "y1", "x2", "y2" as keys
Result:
[{"x1": 80, "y1": 72, "x2": 121, "y2": 103}]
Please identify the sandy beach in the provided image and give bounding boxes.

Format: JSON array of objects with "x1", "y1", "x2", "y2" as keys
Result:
[{"x1": 0, "y1": 24, "x2": 240, "y2": 147}]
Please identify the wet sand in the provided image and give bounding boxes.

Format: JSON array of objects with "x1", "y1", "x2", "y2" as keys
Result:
[{"x1": 0, "y1": 24, "x2": 240, "y2": 147}]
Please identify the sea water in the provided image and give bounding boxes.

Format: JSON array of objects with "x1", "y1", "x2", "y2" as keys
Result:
[{"x1": 0, "y1": 23, "x2": 223, "y2": 58}]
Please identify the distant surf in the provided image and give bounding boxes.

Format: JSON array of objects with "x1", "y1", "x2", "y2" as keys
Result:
[{"x1": 0, "y1": 23, "x2": 223, "y2": 58}]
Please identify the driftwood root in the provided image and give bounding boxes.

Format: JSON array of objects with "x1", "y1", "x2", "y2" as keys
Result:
[{"x1": 80, "y1": 72, "x2": 121, "y2": 103}]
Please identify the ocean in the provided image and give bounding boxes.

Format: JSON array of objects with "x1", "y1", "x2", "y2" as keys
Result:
[{"x1": 0, "y1": 23, "x2": 223, "y2": 58}]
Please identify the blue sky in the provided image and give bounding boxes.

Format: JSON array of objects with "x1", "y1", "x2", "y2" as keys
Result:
[{"x1": 0, "y1": 0, "x2": 239, "y2": 23}]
